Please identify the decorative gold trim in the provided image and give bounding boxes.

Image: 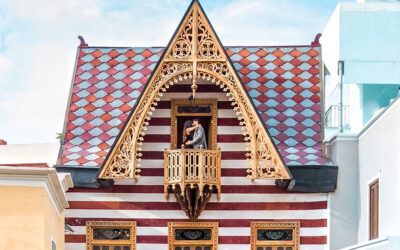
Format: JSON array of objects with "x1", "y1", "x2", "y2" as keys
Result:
[
  {"x1": 164, "y1": 147, "x2": 221, "y2": 220},
  {"x1": 170, "y1": 98, "x2": 217, "y2": 150},
  {"x1": 86, "y1": 221, "x2": 137, "y2": 250},
  {"x1": 98, "y1": 0, "x2": 291, "y2": 181},
  {"x1": 168, "y1": 222, "x2": 218, "y2": 250},
  {"x1": 250, "y1": 221, "x2": 300, "y2": 250}
]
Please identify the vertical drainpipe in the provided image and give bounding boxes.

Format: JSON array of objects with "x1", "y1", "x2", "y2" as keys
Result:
[{"x1": 338, "y1": 60, "x2": 344, "y2": 133}]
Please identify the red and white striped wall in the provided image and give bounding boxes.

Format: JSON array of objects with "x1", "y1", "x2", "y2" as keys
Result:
[{"x1": 65, "y1": 84, "x2": 329, "y2": 250}]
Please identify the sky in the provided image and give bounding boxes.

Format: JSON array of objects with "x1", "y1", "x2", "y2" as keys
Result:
[{"x1": 0, "y1": 0, "x2": 350, "y2": 144}]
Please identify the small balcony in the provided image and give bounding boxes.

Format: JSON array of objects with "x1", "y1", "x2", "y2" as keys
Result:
[
  {"x1": 164, "y1": 147, "x2": 221, "y2": 220},
  {"x1": 325, "y1": 104, "x2": 350, "y2": 128}
]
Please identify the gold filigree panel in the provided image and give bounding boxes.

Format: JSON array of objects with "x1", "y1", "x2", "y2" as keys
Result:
[
  {"x1": 86, "y1": 221, "x2": 137, "y2": 250},
  {"x1": 250, "y1": 221, "x2": 300, "y2": 250},
  {"x1": 168, "y1": 222, "x2": 219, "y2": 250},
  {"x1": 168, "y1": 11, "x2": 193, "y2": 60},
  {"x1": 98, "y1": 0, "x2": 291, "y2": 181},
  {"x1": 196, "y1": 63, "x2": 289, "y2": 179},
  {"x1": 196, "y1": 12, "x2": 222, "y2": 60},
  {"x1": 99, "y1": 63, "x2": 193, "y2": 179},
  {"x1": 170, "y1": 99, "x2": 218, "y2": 150}
]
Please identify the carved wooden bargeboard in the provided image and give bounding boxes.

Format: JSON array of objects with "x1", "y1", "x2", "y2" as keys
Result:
[
  {"x1": 62, "y1": 0, "x2": 330, "y2": 249},
  {"x1": 98, "y1": 0, "x2": 291, "y2": 182}
]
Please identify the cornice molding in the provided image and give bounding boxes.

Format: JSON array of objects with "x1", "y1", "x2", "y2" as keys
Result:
[{"x1": 0, "y1": 166, "x2": 73, "y2": 214}]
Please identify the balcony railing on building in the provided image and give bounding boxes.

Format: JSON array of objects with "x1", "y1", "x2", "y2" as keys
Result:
[
  {"x1": 164, "y1": 147, "x2": 221, "y2": 220},
  {"x1": 325, "y1": 104, "x2": 350, "y2": 128}
]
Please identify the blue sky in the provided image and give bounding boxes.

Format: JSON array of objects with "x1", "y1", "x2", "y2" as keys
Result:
[{"x1": 0, "y1": 0, "x2": 350, "y2": 144}]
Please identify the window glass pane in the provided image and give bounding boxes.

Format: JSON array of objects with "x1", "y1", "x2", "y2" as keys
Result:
[
  {"x1": 93, "y1": 228, "x2": 131, "y2": 240},
  {"x1": 177, "y1": 105, "x2": 211, "y2": 113},
  {"x1": 175, "y1": 229, "x2": 212, "y2": 241},
  {"x1": 257, "y1": 229, "x2": 293, "y2": 241}
]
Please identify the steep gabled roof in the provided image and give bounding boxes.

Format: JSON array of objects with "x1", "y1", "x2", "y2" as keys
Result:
[{"x1": 58, "y1": 44, "x2": 330, "y2": 168}]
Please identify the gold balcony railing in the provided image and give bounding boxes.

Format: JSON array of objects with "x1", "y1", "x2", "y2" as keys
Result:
[{"x1": 164, "y1": 147, "x2": 221, "y2": 200}]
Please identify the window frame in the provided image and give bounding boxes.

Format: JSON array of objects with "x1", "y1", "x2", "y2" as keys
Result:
[
  {"x1": 168, "y1": 222, "x2": 219, "y2": 250},
  {"x1": 250, "y1": 221, "x2": 300, "y2": 250},
  {"x1": 86, "y1": 221, "x2": 137, "y2": 250},
  {"x1": 369, "y1": 178, "x2": 379, "y2": 240},
  {"x1": 170, "y1": 98, "x2": 218, "y2": 150}
]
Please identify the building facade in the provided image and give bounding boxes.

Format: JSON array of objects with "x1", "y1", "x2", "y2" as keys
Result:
[
  {"x1": 322, "y1": 0, "x2": 400, "y2": 137},
  {"x1": 57, "y1": 1, "x2": 337, "y2": 249},
  {"x1": 322, "y1": 0, "x2": 400, "y2": 249},
  {"x1": 0, "y1": 164, "x2": 73, "y2": 250}
]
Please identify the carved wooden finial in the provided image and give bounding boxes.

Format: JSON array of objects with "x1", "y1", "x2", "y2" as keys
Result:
[
  {"x1": 78, "y1": 35, "x2": 88, "y2": 47},
  {"x1": 311, "y1": 33, "x2": 322, "y2": 47}
]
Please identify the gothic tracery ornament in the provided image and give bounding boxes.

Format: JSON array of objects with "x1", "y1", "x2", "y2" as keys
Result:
[{"x1": 98, "y1": 0, "x2": 291, "y2": 181}]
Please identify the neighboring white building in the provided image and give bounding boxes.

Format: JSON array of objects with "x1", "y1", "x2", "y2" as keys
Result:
[
  {"x1": 322, "y1": 0, "x2": 400, "y2": 137},
  {"x1": 326, "y1": 96, "x2": 400, "y2": 250},
  {"x1": 322, "y1": 0, "x2": 400, "y2": 249},
  {"x1": 0, "y1": 142, "x2": 59, "y2": 166}
]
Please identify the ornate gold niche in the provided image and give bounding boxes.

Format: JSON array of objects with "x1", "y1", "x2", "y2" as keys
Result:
[
  {"x1": 165, "y1": 98, "x2": 220, "y2": 221},
  {"x1": 98, "y1": 0, "x2": 291, "y2": 191},
  {"x1": 170, "y1": 99, "x2": 218, "y2": 150}
]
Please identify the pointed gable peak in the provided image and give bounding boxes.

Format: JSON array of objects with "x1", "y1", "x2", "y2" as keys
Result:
[
  {"x1": 165, "y1": 0, "x2": 224, "y2": 61},
  {"x1": 98, "y1": 0, "x2": 291, "y2": 181}
]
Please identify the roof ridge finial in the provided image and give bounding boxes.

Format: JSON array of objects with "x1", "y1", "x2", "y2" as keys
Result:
[
  {"x1": 311, "y1": 33, "x2": 322, "y2": 47},
  {"x1": 78, "y1": 35, "x2": 88, "y2": 47}
]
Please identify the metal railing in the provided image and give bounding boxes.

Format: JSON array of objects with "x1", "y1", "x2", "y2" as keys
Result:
[{"x1": 325, "y1": 104, "x2": 350, "y2": 128}]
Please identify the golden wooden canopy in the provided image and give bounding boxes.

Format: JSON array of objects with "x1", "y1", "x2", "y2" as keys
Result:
[{"x1": 98, "y1": 0, "x2": 292, "y2": 181}]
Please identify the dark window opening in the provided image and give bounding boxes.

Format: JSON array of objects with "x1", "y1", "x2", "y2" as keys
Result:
[{"x1": 177, "y1": 116, "x2": 211, "y2": 148}]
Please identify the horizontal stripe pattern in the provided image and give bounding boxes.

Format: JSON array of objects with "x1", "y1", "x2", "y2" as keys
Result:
[
  {"x1": 65, "y1": 90, "x2": 328, "y2": 250},
  {"x1": 65, "y1": 234, "x2": 326, "y2": 244},
  {"x1": 68, "y1": 201, "x2": 327, "y2": 210},
  {"x1": 66, "y1": 192, "x2": 328, "y2": 202},
  {"x1": 66, "y1": 243, "x2": 327, "y2": 250},
  {"x1": 66, "y1": 209, "x2": 328, "y2": 220},
  {"x1": 66, "y1": 218, "x2": 327, "y2": 228},
  {"x1": 69, "y1": 225, "x2": 327, "y2": 236},
  {"x1": 68, "y1": 184, "x2": 308, "y2": 193}
]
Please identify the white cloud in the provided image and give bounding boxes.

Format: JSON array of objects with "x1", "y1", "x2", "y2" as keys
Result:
[
  {"x1": 0, "y1": 0, "x2": 185, "y2": 143},
  {"x1": 208, "y1": 0, "x2": 328, "y2": 45},
  {"x1": 0, "y1": 0, "x2": 335, "y2": 143},
  {"x1": 0, "y1": 54, "x2": 12, "y2": 78},
  {"x1": 0, "y1": 43, "x2": 74, "y2": 143}
]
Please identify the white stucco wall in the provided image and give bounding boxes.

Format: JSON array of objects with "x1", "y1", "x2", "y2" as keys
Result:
[
  {"x1": 321, "y1": 5, "x2": 340, "y2": 109},
  {"x1": 322, "y1": 1, "x2": 400, "y2": 135},
  {"x1": 323, "y1": 2, "x2": 400, "y2": 85},
  {"x1": 0, "y1": 143, "x2": 60, "y2": 166},
  {"x1": 358, "y1": 97, "x2": 400, "y2": 242},
  {"x1": 325, "y1": 135, "x2": 360, "y2": 250}
]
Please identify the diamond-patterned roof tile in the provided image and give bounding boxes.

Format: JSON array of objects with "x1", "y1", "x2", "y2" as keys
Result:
[{"x1": 59, "y1": 45, "x2": 330, "y2": 167}]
